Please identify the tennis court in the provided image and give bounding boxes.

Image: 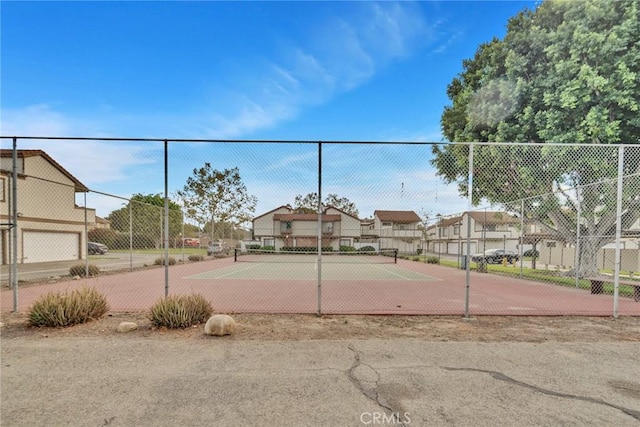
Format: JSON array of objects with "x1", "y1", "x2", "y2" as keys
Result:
[
  {"x1": 2, "y1": 254, "x2": 639, "y2": 316},
  {"x1": 186, "y1": 251, "x2": 437, "y2": 282}
]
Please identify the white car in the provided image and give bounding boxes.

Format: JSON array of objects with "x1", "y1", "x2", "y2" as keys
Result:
[{"x1": 207, "y1": 241, "x2": 227, "y2": 255}]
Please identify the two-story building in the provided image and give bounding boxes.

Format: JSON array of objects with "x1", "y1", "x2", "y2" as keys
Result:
[
  {"x1": 426, "y1": 211, "x2": 521, "y2": 256},
  {"x1": 0, "y1": 149, "x2": 97, "y2": 264},
  {"x1": 251, "y1": 206, "x2": 422, "y2": 253},
  {"x1": 252, "y1": 205, "x2": 361, "y2": 250},
  {"x1": 372, "y1": 210, "x2": 422, "y2": 253}
]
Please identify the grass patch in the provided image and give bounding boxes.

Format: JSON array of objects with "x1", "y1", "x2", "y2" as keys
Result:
[
  {"x1": 111, "y1": 248, "x2": 207, "y2": 256},
  {"x1": 436, "y1": 259, "x2": 639, "y2": 299},
  {"x1": 148, "y1": 294, "x2": 213, "y2": 328},
  {"x1": 28, "y1": 287, "x2": 109, "y2": 327}
]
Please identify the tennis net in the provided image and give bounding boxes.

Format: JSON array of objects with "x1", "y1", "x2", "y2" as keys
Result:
[{"x1": 234, "y1": 248, "x2": 398, "y2": 264}]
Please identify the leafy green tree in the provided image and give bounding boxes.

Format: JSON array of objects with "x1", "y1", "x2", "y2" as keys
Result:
[
  {"x1": 433, "y1": 0, "x2": 640, "y2": 276},
  {"x1": 176, "y1": 164, "x2": 257, "y2": 240},
  {"x1": 107, "y1": 193, "x2": 183, "y2": 248},
  {"x1": 293, "y1": 192, "x2": 359, "y2": 217}
]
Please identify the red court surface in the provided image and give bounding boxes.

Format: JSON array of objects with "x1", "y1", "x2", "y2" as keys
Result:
[{"x1": 2, "y1": 258, "x2": 638, "y2": 316}]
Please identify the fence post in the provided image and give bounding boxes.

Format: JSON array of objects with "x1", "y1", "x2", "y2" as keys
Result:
[
  {"x1": 164, "y1": 140, "x2": 170, "y2": 297},
  {"x1": 129, "y1": 201, "x2": 133, "y2": 271},
  {"x1": 11, "y1": 137, "x2": 19, "y2": 312},
  {"x1": 613, "y1": 145, "x2": 624, "y2": 318},
  {"x1": 464, "y1": 143, "x2": 474, "y2": 319},
  {"x1": 317, "y1": 141, "x2": 322, "y2": 316},
  {"x1": 574, "y1": 181, "x2": 581, "y2": 288},
  {"x1": 84, "y1": 192, "x2": 89, "y2": 277}
]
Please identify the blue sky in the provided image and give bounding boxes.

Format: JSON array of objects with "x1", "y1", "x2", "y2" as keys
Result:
[{"x1": 1, "y1": 1, "x2": 537, "y2": 221}]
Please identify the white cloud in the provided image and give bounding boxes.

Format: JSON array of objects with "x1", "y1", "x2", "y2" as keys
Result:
[
  {"x1": 1, "y1": 104, "x2": 158, "y2": 187},
  {"x1": 201, "y1": 2, "x2": 432, "y2": 138}
]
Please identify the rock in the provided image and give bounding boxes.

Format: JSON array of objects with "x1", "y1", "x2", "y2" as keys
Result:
[
  {"x1": 117, "y1": 322, "x2": 138, "y2": 333},
  {"x1": 73, "y1": 276, "x2": 81, "y2": 280},
  {"x1": 204, "y1": 314, "x2": 236, "y2": 336}
]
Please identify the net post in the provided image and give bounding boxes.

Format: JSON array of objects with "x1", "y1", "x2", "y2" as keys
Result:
[
  {"x1": 234, "y1": 248, "x2": 238, "y2": 262},
  {"x1": 394, "y1": 249, "x2": 398, "y2": 264}
]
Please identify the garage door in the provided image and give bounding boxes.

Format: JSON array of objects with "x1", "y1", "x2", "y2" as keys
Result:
[{"x1": 23, "y1": 231, "x2": 80, "y2": 263}]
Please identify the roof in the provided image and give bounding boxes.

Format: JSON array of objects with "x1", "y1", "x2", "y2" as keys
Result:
[
  {"x1": 467, "y1": 211, "x2": 519, "y2": 225},
  {"x1": 439, "y1": 216, "x2": 463, "y2": 227},
  {"x1": 252, "y1": 205, "x2": 292, "y2": 221},
  {"x1": 96, "y1": 216, "x2": 110, "y2": 224},
  {"x1": 0, "y1": 149, "x2": 88, "y2": 192},
  {"x1": 324, "y1": 205, "x2": 361, "y2": 221},
  {"x1": 374, "y1": 210, "x2": 420, "y2": 223},
  {"x1": 274, "y1": 213, "x2": 342, "y2": 222}
]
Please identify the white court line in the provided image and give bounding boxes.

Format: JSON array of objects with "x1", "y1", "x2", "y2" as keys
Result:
[
  {"x1": 371, "y1": 263, "x2": 443, "y2": 281},
  {"x1": 183, "y1": 263, "x2": 262, "y2": 280}
]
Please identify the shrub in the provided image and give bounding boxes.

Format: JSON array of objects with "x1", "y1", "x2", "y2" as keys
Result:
[
  {"x1": 358, "y1": 246, "x2": 376, "y2": 253},
  {"x1": 188, "y1": 254, "x2": 205, "y2": 262},
  {"x1": 69, "y1": 263, "x2": 100, "y2": 277},
  {"x1": 261, "y1": 245, "x2": 276, "y2": 252},
  {"x1": 148, "y1": 294, "x2": 213, "y2": 328},
  {"x1": 425, "y1": 256, "x2": 439, "y2": 264},
  {"x1": 416, "y1": 248, "x2": 423, "y2": 255},
  {"x1": 340, "y1": 245, "x2": 357, "y2": 253},
  {"x1": 412, "y1": 256, "x2": 420, "y2": 261},
  {"x1": 246, "y1": 244, "x2": 261, "y2": 250},
  {"x1": 28, "y1": 287, "x2": 109, "y2": 327},
  {"x1": 154, "y1": 257, "x2": 177, "y2": 266},
  {"x1": 281, "y1": 246, "x2": 333, "y2": 252}
]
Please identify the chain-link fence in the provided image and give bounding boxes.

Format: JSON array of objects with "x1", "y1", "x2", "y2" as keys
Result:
[{"x1": 1, "y1": 137, "x2": 638, "y2": 317}]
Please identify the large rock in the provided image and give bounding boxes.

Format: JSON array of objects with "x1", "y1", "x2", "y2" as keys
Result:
[
  {"x1": 117, "y1": 322, "x2": 138, "y2": 333},
  {"x1": 204, "y1": 314, "x2": 236, "y2": 336}
]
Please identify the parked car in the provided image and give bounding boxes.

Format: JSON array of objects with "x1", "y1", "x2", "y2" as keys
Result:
[
  {"x1": 182, "y1": 238, "x2": 200, "y2": 248},
  {"x1": 471, "y1": 249, "x2": 518, "y2": 264},
  {"x1": 88, "y1": 241, "x2": 108, "y2": 255},
  {"x1": 207, "y1": 241, "x2": 228, "y2": 256}
]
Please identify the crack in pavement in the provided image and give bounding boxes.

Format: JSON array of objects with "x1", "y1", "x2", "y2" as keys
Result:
[
  {"x1": 443, "y1": 367, "x2": 640, "y2": 422},
  {"x1": 347, "y1": 344, "x2": 408, "y2": 427}
]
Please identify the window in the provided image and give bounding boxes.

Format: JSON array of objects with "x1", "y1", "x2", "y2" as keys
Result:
[
  {"x1": 483, "y1": 224, "x2": 497, "y2": 232},
  {"x1": 453, "y1": 225, "x2": 460, "y2": 236},
  {"x1": 322, "y1": 222, "x2": 333, "y2": 233},
  {"x1": 340, "y1": 239, "x2": 351, "y2": 247},
  {"x1": 382, "y1": 221, "x2": 392, "y2": 227},
  {"x1": 280, "y1": 221, "x2": 292, "y2": 233},
  {"x1": 0, "y1": 177, "x2": 5, "y2": 202},
  {"x1": 264, "y1": 238, "x2": 274, "y2": 247}
]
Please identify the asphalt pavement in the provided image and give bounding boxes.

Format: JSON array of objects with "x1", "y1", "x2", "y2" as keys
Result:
[{"x1": 2, "y1": 337, "x2": 639, "y2": 426}]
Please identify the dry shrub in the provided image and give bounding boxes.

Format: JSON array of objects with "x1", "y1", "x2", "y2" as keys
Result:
[
  {"x1": 148, "y1": 294, "x2": 213, "y2": 328},
  {"x1": 188, "y1": 254, "x2": 205, "y2": 262},
  {"x1": 69, "y1": 263, "x2": 100, "y2": 277},
  {"x1": 28, "y1": 287, "x2": 109, "y2": 327},
  {"x1": 154, "y1": 257, "x2": 177, "y2": 266}
]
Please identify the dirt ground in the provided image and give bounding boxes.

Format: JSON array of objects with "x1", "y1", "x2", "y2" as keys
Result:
[{"x1": 1, "y1": 311, "x2": 639, "y2": 342}]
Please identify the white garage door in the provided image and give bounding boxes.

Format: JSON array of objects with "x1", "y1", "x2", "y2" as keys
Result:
[{"x1": 23, "y1": 232, "x2": 80, "y2": 263}]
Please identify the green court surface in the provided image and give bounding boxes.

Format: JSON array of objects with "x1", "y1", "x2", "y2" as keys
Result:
[{"x1": 184, "y1": 261, "x2": 442, "y2": 281}]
